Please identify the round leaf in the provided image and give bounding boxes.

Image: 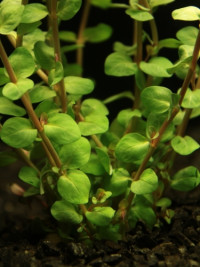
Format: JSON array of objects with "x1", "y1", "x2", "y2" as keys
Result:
[
  {"x1": 59, "y1": 137, "x2": 91, "y2": 169},
  {"x1": 85, "y1": 207, "x2": 115, "y2": 226},
  {"x1": 125, "y1": 9, "x2": 153, "y2": 21},
  {"x1": 57, "y1": 170, "x2": 91, "y2": 204},
  {"x1": 83, "y1": 23, "x2": 112, "y2": 43},
  {"x1": 29, "y1": 85, "x2": 56, "y2": 103},
  {"x1": 141, "y1": 86, "x2": 172, "y2": 115},
  {"x1": 171, "y1": 136, "x2": 200, "y2": 156},
  {"x1": 172, "y1": 6, "x2": 200, "y2": 21},
  {"x1": 131, "y1": 168, "x2": 158, "y2": 194},
  {"x1": 2, "y1": 78, "x2": 34, "y2": 100},
  {"x1": 140, "y1": 57, "x2": 173, "y2": 78},
  {"x1": 115, "y1": 133, "x2": 149, "y2": 164},
  {"x1": 181, "y1": 89, "x2": 200, "y2": 109},
  {"x1": 150, "y1": 0, "x2": 174, "y2": 8},
  {"x1": 0, "y1": 0, "x2": 24, "y2": 34},
  {"x1": 176, "y1": 26, "x2": 198, "y2": 46},
  {"x1": 0, "y1": 97, "x2": 26, "y2": 116},
  {"x1": 171, "y1": 166, "x2": 200, "y2": 191},
  {"x1": 105, "y1": 52, "x2": 137, "y2": 77},
  {"x1": 18, "y1": 166, "x2": 40, "y2": 187},
  {"x1": 21, "y1": 3, "x2": 48, "y2": 23},
  {"x1": 9, "y1": 47, "x2": 35, "y2": 79},
  {"x1": 106, "y1": 168, "x2": 130, "y2": 197},
  {"x1": 1, "y1": 117, "x2": 37, "y2": 148},
  {"x1": 34, "y1": 41, "x2": 55, "y2": 71},
  {"x1": 78, "y1": 114, "x2": 109, "y2": 136},
  {"x1": 57, "y1": 0, "x2": 82, "y2": 21},
  {"x1": 81, "y1": 98, "x2": 109, "y2": 116},
  {"x1": 64, "y1": 76, "x2": 94, "y2": 95},
  {"x1": 51, "y1": 200, "x2": 83, "y2": 224},
  {"x1": 44, "y1": 113, "x2": 81, "y2": 145}
]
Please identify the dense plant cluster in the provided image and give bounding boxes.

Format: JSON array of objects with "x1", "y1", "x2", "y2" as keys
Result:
[{"x1": 0, "y1": 0, "x2": 200, "y2": 242}]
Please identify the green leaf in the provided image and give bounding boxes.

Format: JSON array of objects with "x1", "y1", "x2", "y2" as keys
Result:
[
  {"x1": 17, "y1": 21, "x2": 41, "y2": 35},
  {"x1": 0, "y1": 68, "x2": 9, "y2": 85},
  {"x1": 57, "y1": 170, "x2": 91, "y2": 204},
  {"x1": 34, "y1": 99, "x2": 60, "y2": 117},
  {"x1": 131, "y1": 168, "x2": 158, "y2": 194},
  {"x1": 0, "y1": 0, "x2": 24, "y2": 34},
  {"x1": 85, "y1": 207, "x2": 115, "y2": 226},
  {"x1": 29, "y1": 85, "x2": 56, "y2": 103},
  {"x1": 48, "y1": 61, "x2": 64, "y2": 86},
  {"x1": 59, "y1": 31, "x2": 77, "y2": 42},
  {"x1": 158, "y1": 38, "x2": 181, "y2": 50},
  {"x1": 140, "y1": 57, "x2": 173, "y2": 77},
  {"x1": 9, "y1": 47, "x2": 35, "y2": 79},
  {"x1": 23, "y1": 29, "x2": 45, "y2": 51},
  {"x1": 57, "y1": 0, "x2": 82, "y2": 21},
  {"x1": 96, "y1": 147, "x2": 112, "y2": 174},
  {"x1": 106, "y1": 168, "x2": 130, "y2": 197},
  {"x1": 0, "y1": 151, "x2": 17, "y2": 167},
  {"x1": 131, "y1": 205, "x2": 156, "y2": 228},
  {"x1": 51, "y1": 200, "x2": 83, "y2": 224},
  {"x1": 181, "y1": 89, "x2": 200, "y2": 109},
  {"x1": 171, "y1": 136, "x2": 200, "y2": 156},
  {"x1": 64, "y1": 76, "x2": 94, "y2": 95},
  {"x1": 18, "y1": 166, "x2": 40, "y2": 188},
  {"x1": 1, "y1": 117, "x2": 37, "y2": 148},
  {"x1": 91, "y1": 0, "x2": 111, "y2": 9},
  {"x1": 81, "y1": 98, "x2": 109, "y2": 116},
  {"x1": 44, "y1": 113, "x2": 81, "y2": 145},
  {"x1": 141, "y1": 86, "x2": 172, "y2": 115},
  {"x1": 105, "y1": 52, "x2": 137, "y2": 77},
  {"x1": 3, "y1": 78, "x2": 34, "y2": 100},
  {"x1": 149, "y1": 0, "x2": 175, "y2": 8},
  {"x1": 78, "y1": 114, "x2": 109, "y2": 136},
  {"x1": 0, "y1": 97, "x2": 26, "y2": 116},
  {"x1": 115, "y1": 133, "x2": 149, "y2": 164},
  {"x1": 21, "y1": 3, "x2": 48, "y2": 23},
  {"x1": 117, "y1": 109, "x2": 141, "y2": 128},
  {"x1": 59, "y1": 137, "x2": 91, "y2": 169},
  {"x1": 172, "y1": 6, "x2": 200, "y2": 21},
  {"x1": 176, "y1": 26, "x2": 198, "y2": 46},
  {"x1": 80, "y1": 154, "x2": 105, "y2": 175},
  {"x1": 135, "y1": 69, "x2": 146, "y2": 90},
  {"x1": 171, "y1": 166, "x2": 200, "y2": 191},
  {"x1": 34, "y1": 41, "x2": 55, "y2": 71},
  {"x1": 83, "y1": 23, "x2": 112, "y2": 43},
  {"x1": 125, "y1": 9, "x2": 153, "y2": 21},
  {"x1": 113, "y1": 41, "x2": 136, "y2": 56},
  {"x1": 156, "y1": 197, "x2": 172, "y2": 208},
  {"x1": 146, "y1": 112, "x2": 175, "y2": 142}
]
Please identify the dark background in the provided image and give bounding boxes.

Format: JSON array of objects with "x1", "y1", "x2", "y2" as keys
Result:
[{"x1": 62, "y1": 0, "x2": 200, "y2": 119}]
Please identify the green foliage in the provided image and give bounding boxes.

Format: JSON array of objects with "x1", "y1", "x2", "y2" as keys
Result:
[
  {"x1": 0, "y1": 0, "x2": 200, "y2": 243},
  {"x1": 57, "y1": 170, "x2": 91, "y2": 204},
  {"x1": 1, "y1": 117, "x2": 37, "y2": 148}
]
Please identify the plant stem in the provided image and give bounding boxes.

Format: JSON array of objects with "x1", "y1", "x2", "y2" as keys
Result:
[
  {"x1": 50, "y1": 0, "x2": 67, "y2": 113},
  {"x1": 0, "y1": 39, "x2": 62, "y2": 169},
  {"x1": 179, "y1": 28, "x2": 200, "y2": 105},
  {"x1": 76, "y1": 0, "x2": 91, "y2": 69},
  {"x1": 124, "y1": 27, "x2": 200, "y2": 214},
  {"x1": 15, "y1": 148, "x2": 41, "y2": 175}
]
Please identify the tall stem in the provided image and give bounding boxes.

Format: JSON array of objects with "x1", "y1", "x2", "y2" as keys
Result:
[
  {"x1": 76, "y1": 0, "x2": 91, "y2": 69},
  {"x1": 0, "y1": 39, "x2": 62, "y2": 169},
  {"x1": 50, "y1": 0, "x2": 67, "y2": 113}
]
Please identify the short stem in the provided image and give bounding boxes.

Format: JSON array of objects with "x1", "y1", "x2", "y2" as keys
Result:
[
  {"x1": 50, "y1": 0, "x2": 67, "y2": 112},
  {"x1": 76, "y1": 0, "x2": 91, "y2": 69}
]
